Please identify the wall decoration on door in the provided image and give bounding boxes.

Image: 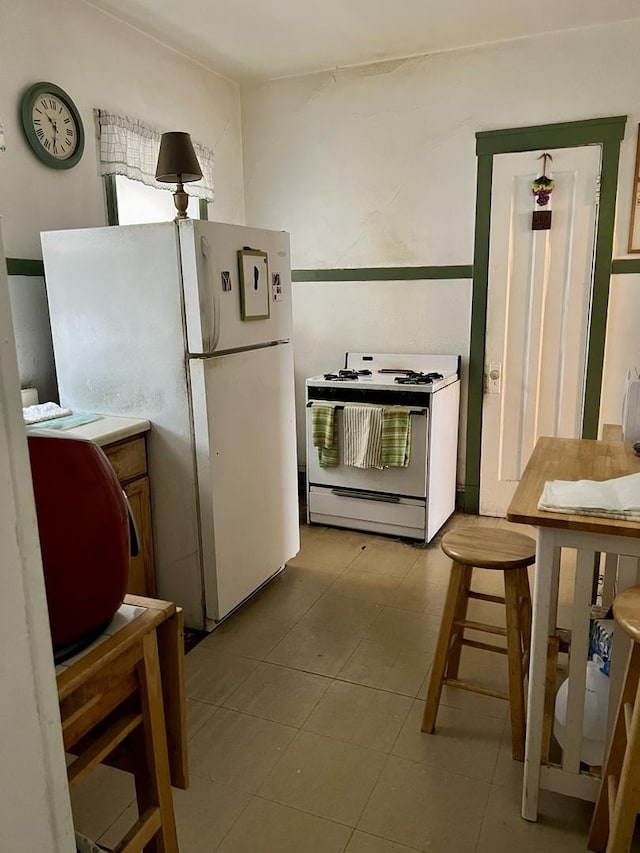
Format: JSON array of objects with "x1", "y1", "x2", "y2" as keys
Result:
[
  {"x1": 531, "y1": 152, "x2": 554, "y2": 231},
  {"x1": 628, "y1": 125, "x2": 640, "y2": 253},
  {"x1": 238, "y1": 248, "x2": 270, "y2": 320}
]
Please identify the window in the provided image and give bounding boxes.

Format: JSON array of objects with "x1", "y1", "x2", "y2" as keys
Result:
[
  {"x1": 96, "y1": 111, "x2": 214, "y2": 226},
  {"x1": 114, "y1": 175, "x2": 203, "y2": 224}
]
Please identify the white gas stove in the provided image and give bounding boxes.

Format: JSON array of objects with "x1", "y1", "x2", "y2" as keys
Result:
[{"x1": 305, "y1": 353, "x2": 461, "y2": 542}]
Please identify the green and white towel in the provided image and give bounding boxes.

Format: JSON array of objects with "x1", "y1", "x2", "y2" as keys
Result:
[
  {"x1": 311, "y1": 403, "x2": 339, "y2": 467},
  {"x1": 380, "y1": 407, "x2": 412, "y2": 468},
  {"x1": 343, "y1": 405, "x2": 383, "y2": 469}
]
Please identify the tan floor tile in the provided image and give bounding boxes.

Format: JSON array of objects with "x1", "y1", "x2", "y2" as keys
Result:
[
  {"x1": 223, "y1": 661, "x2": 331, "y2": 727},
  {"x1": 392, "y1": 700, "x2": 504, "y2": 782},
  {"x1": 388, "y1": 575, "x2": 448, "y2": 615},
  {"x1": 186, "y1": 697, "x2": 217, "y2": 740},
  {"x1": 70, "y1": 765, "x2": 135, "y2": 842},
  {"x1": 199, "y1": 609, "x2": 296, "y2": 660},
  {"x1": 299, "y1": 591, "x2": 383, "y2": 636},
  {"x1": 259, "y1": 730, "x2": 386, "y2": 826},
  {"x1": 330, "y1": 570, "x2": 404, "y2": 605},
  {"x1": 288, "y1": 527, "x2": 372, "y2": 570},
  {"x1": 304, "y1": 681, "x2": 413, "y2": 752},
  {"x1": 345, "y1": 832, "x2": 422, "y2": 853},
  {"x1": 364, "y1": 607, "x2": 441, "y2": 652},
  {"x1": 406, "y1": 546, "x2": 453, "y2": 582},
  {"x1": 475, "y1": 784, "x2": 594, "y2": 853},
  {"x1": 266, "y1": 625, "x2": 361, "y2": 677},
  {"x1": 217, "y1": 797, "x2": 353, "y2": 853},
  {"x1": 189, "y1": 707, "x2": 297, "y2": 793},
  {"x1": 492, "y1": 722, "x2": 525, "y2": 788},
  {"x1": 347, "y1": 539, "x2": 421, "y2": 578},
  {"x1": 358, "y1": 755, "x2": 490, "y2": 852},
  {"x1": 338, "y1": 639, "x2": 432, "y2": 697},
  {"x1": 185, "y1": 646, "x2": 259, "y2": 705},
  {"x1": 99, "y1": 775, "x2": 251, "y2": 852},
  {"x1": 241, "y1": 569, "x2": 329, "y2": 623}
]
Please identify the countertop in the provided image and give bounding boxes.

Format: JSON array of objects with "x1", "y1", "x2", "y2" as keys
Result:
[{"x1": 27, "y1": 414, "x2": 151, "y2": 447}]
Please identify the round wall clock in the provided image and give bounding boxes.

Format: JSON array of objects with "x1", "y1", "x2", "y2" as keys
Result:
[{"x1": 20, "y1": 82, "x2": 84, "y2": 169}]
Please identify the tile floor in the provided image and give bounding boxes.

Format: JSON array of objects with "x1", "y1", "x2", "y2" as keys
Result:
[{"x1": 72, "y1": 515, "x2": 606, "y2": 852}]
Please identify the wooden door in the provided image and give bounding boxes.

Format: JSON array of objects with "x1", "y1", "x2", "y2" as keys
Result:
[{"x1": 480, "y1": 146, "x2": 601, "y2": 516}]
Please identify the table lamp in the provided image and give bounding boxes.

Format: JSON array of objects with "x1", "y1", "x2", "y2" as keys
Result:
[{"x1": 155, "y1": 131, "x2": 203, "y2": 220}]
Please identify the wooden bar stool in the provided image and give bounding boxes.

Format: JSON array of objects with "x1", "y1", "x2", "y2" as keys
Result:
[
  {"x1": 588, "y1": 585, "x2": 640, "y2": 853},
  {"x1": 421, "y1": 526, "x2": 535, "y2": 761}
]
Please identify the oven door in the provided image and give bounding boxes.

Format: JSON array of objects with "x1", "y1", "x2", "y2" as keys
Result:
[{"x1": 306, "y1": 403, "x2": 428, "y2": 498}]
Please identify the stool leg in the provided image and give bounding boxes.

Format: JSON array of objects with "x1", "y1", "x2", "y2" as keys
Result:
[
  {"x1": 422, "y1": 561, "x2": 465, "y2": 733},
  {"x1": 504, "y1": 571, "x2": 527, "y2": 761},
  {"x1": 446, "y1": 565, "x2": 473, "y2": 680},
  {"x1": 588, "y1": 644, "x2": 640, "y2": 853},
  {"x1": 134, "y1": 631, "x2": 179, "y2": 853}
]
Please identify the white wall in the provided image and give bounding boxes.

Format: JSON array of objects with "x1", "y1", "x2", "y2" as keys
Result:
[
  {"x1": 0, "y1": 0, "x2": 245, "y2": 260},
  {"x1": 242, "y1": 20, "x2": 640, "y2": 474},
  {"x1": 0, "y1": 0, "x2": 246, "y2": 395}
]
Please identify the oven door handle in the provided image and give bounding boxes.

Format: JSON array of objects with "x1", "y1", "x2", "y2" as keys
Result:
[
  {"x1": 331, "y1": 488, "x2": 401, "y2": 504},
  {"x1": 306, "y1": 402, "x2": 427, "y2": 416}
]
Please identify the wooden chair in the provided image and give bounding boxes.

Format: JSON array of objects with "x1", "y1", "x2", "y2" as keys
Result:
[
  {"x1": 588, "y1": 585, "x2": 640, "y2": 853},
  {"x1": 421, "y1": 526, "x2": 535, "y2": 761},
  {"x1": 58, "y1": 595, "x2": 188, "y2": 853}
]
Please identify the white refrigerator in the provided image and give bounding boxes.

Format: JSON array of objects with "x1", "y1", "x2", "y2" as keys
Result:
[{"x1": 41, "y1": 220, "x2": 300, "y2": 630}]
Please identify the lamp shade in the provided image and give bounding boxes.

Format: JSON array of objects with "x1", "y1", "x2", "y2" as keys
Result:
[{"x1": 155, "y1": 131, "x2": 203, "y2": 183}]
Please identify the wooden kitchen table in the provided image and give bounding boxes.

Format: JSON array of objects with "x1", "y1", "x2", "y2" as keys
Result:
[{"x1": 507, "y1": 436, "x2": 640, "y2": 821}]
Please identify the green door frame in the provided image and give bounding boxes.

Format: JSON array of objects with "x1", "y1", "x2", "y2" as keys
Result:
[{"x1": 465, "y1": 115, "x2": 627, "y2": 514}]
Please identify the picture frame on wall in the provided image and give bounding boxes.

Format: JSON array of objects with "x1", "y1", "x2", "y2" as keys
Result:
[
  {"x1": 628, "y1": 124, "x2": 640, "y2": 253},
  {"x1": 238, "y1": 248, "x2": 270, "y2": 320}
]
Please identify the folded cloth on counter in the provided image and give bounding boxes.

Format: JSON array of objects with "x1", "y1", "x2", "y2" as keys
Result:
[
  {"x1": 538, "y1": 472, "x2": 640, "y2": 519},
  {"x1": 343, "y1": 405, "x2": 383, "y2": 469},
  {"x1": 380, "y1": 407, "x2": 412, "y2": 468},
  {"x1": 28, "y1": 412, "x2": 103, "y2": 431},
  {"x1": 311, "y1": 403, "x2": 339, "y2": 467},
  {"x1": 23, "y1": 401, "x2": 72, "y2": 424}
]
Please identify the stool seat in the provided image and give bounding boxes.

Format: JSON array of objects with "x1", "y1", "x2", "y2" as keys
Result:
[
  {"x1": 441, "y1": 528, "x2": 536, "y2": 570},
  {"x1": 422, "y1": 525, "x2": 534, "y2": 761},
  {"x1": 612, "y1": 586, "x2": 640, "y2": 644}
]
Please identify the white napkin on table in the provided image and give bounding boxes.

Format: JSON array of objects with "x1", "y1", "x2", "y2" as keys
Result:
[{"x1": 538, "y1": 472, "x2": 640, "y2": 520}]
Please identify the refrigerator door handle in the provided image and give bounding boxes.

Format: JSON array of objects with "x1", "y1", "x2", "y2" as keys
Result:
[{"x1": 200, "y1": 236, "x2": 221, "y2": 352}]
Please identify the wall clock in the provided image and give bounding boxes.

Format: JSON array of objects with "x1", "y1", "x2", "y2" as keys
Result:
[{"x1": 20, "y1": 82, "x2": 84, "y2": 169}]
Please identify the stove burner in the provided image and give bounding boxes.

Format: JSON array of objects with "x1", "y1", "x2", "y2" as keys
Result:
[
  {"x1": 323, "y1": 369, "x2": 372, "y2": 381},
  {"x1": 393, "y1": 371, "x2": 444, "y2": 385}
]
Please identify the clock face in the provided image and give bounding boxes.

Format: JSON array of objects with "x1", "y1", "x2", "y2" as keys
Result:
[
  {"x1": 20, "y1": 82, "x2": 84, "y2": 169},
  {"x1": 31, "y1": 94, "x2": 78, "y2": 160}
]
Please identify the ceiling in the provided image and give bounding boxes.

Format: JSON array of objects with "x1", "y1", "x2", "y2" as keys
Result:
[{"x1": 84, "y1": 0, "x2": 640, "y2": 81}]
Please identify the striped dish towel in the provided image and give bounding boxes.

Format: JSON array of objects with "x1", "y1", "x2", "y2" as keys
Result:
[
  {"x1": 343, "y1": 405, "x2": 383, "y2": 468},
  {"x1": 311, "y1": 403, "x2": 339, "y2": 467},
  {"x1": 381, "y1": 407, "x2": 412, "y2": 467}
]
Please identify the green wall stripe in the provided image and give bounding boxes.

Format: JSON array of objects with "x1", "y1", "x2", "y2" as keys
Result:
[
  {"x1": 6, "y1": 258, "x2": 45, "y2": 276},
  {"x1": 611, "y1": 258, "x2": 640, "y2": 274},
  {"x1": 292, "y1": 265, "x2": 473, "y2": 282},
  {"x1": 464, "y1": 154, "x2": 493, "y2": 514},
  {"x1": 582, "y1": 139, "x2": 623, "y2": 439},
  {"x1": 476, "y1": 115, "x2": 626, "y2": 156}
]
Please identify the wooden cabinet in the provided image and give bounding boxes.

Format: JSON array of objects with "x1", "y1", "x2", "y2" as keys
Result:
[{"x1": 103, "y1": 433, "x2": 156, "y2": 597}]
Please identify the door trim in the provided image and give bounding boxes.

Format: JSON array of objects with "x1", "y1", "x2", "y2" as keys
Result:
[{"x1": 465, "y1": 115, "x2": 627, "y2": 514}]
